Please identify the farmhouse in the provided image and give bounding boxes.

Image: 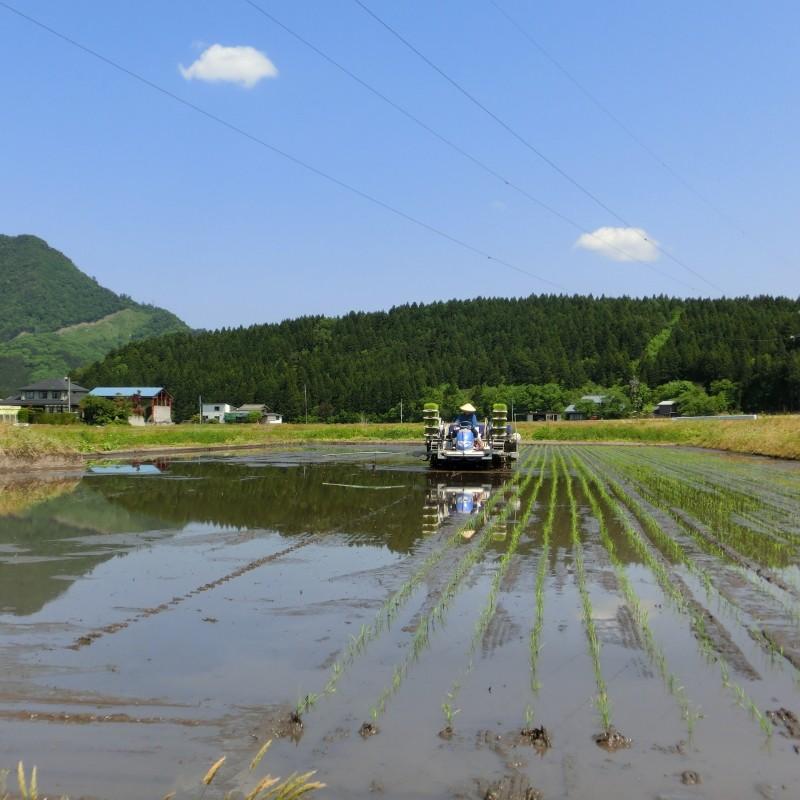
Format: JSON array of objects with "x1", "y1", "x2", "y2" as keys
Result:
[
  {"x1": 236, "y1": 404, "x2": 283, "y2": 424},
  {"x1": 3, "y1": 378, "x2": 87, "y2": 415},
  {"x1": 563, "y1": 394, "x2": 606, "y2": 421},
  {"x1": 201, "y1": 403, "x2": 232, "y2": 423},
  {"x1": 89, "y1": 387, "x2": 173, "y2": 425}
]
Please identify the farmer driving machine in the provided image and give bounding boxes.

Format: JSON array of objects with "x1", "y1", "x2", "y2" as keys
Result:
[{"x1": 423, "y1": 402, "x2": 521, "y2": 469}]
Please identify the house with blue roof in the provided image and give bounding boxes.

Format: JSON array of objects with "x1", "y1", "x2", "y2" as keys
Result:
[{"x1": 88, "y1": 387, "x2": 173, "y2": 425}]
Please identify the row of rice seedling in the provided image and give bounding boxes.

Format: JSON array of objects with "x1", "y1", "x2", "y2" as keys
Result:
[
  {"x1": 569, "y1": 451, "x2": 700, "y2": 737},
  {"x1": 560, "y1": 450, "x2": 613, "y2": 732},
  {"x1": 650, "y1": 447, "x2": 800, "y2": 509},
  {"x1": 573, "y1": 449, "x2": 772, "y2": 738},
  {"x1": 294, "y1": 448, "x2": 543, "y2": 719},
  {"x1": 365, "y1": 455, "x2": 545, "y2": 727},
  {"x1": 439, "y1": 448, "x2": 550, "y2": 732},
  {"x1": 619, "y1": 449, "x2": 800, "y2": 554},
  {"x1": 589, "y1": 448, "x2": 800, "y2": 632},
  {"x1": 611, "y1": 455, "x2": 789, "y2": 569},
  {"x1": 579, "y1": 447, "x2": 800, "y2": 646},
  {"x1": 601, "y1": 450, "x2": 800, "y2": 679},
  {"x1": 526, "y1": 450, "x2": 560, "y2": 724}
]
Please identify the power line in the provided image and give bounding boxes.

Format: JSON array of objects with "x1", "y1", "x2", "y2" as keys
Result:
[
  {"x1": 242, "y1": 0, "x2": 699, "y2": 292},
  {"x1": 489, "y1": 0, "x2": 748, "y2": 237},
  {"x1": 491, "y1": 1, "x2": 800, "y2": 278},
  {"x1": 0, "y1": 1, "x2": 563, "y2": 292},
  {"x1": 353, "y1": 0, "x2": 724, "y2": 294}
]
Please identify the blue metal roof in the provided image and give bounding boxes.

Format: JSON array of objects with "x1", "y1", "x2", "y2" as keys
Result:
[{"x1": 89, "y1": 387, "x2": 165, "y2": 398}]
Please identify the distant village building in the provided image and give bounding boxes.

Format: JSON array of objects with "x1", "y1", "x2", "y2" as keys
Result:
[
  {"x1": 225, "y1": 404, "x2": 283, "y2": 424},
  {"x1": 88, "y1": 387, "x2": 173, "y2": 425},
  {"x1": 654, "y1": 399, "x2": 680, "y2": 418},
  {"x1": 525, "y1": 411, "x2": 561, "y2": 422},
  {"x1": 563, "y1": 394, "x2": 606, "y2": 421},
  {"x1": 201, "y1": 403, "x2": 232, "y2": 423},
  {"x1": 3, "y1": 378, "x2": 87, "y2": 414},
  {"x1": 0, "y1": 404, "x2": 21, "y2": 424}
]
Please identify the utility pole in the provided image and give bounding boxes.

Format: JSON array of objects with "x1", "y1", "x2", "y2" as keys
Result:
[
  {"x1": 64, "y1": 375, "x2": 71, "y2": 415},
  {"x1": 199, "y1": 395, "x2": 202, "y2": 424},
  {"x1": 304, "y1": 384, "x2": 308, "y2": 424},
  {"x1": 400, "y1": 398, "x2": 403, "y2": 423}
]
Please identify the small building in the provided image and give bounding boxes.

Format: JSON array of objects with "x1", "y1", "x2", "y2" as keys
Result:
[
  {"x1": 0, "y1": 404, "x2": 21, "y2": 424},
  {"x1": 89, "y1": 387, "x2": 173, "y2": 425},
  {"x1": 525, "y1": 411, "x2": 561, "y2": 422},
  {"x1": 654, "y1": 399, "x2": 680, "y2": 418},
  {"x1": 563, "y1": 394, "x2": 606, "y2": 421},
  {"x1": 201, "y1": 403, "x2": 233, "y2": 423},
  {"x1": 3, "y1": 378, "x2": 87, "y2": 415},
  {"x1": 232, "y1": 403, "x2": 283, "y2": 424}
]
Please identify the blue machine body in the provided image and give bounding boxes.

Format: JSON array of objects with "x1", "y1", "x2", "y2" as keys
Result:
[
  {"x1": 455, "y1": 428, "x2": 475, "y2": 451},
  {"x1": 455, "y1": 493, "x2": 475, "y2": 513}
]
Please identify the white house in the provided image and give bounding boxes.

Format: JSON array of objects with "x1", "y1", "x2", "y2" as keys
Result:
[{"x1": 202, "y1": 403, "x2": 232, "y2": 423}]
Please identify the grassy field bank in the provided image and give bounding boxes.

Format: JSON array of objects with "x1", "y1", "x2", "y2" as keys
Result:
[{"x1": 0, "y1": 415, "x2": 798, "y2": 467}]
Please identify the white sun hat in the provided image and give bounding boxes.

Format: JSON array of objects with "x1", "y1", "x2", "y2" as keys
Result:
[{"x1": 459, "y1": 403, "x2": 476, "y2": 413}]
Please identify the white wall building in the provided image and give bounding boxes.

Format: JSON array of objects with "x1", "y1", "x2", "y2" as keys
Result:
[{"x1": 202, "y1": 403, "x2": 232, "y2": 423}]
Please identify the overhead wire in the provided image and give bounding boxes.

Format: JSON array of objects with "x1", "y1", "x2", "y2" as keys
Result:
[
  {"x1": 242, "y1": 0, "x2": 699, "y2": 292},
  {"x1": 489, "y1": 0, "x2": 748, "y2": 237},
  {"x1": 352, "y1": 0, "x2": 725, "y2": 294},
  {"x1": 0, "y1": 0, "x2": 563, "y2": 292}
]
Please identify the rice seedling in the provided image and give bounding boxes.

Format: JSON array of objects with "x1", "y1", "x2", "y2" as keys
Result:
[
  {"x1": 587, "y1": 447, "x2": 800, "y2": 664},
  {"x1": 575, "y1": 450, "x2": 771, "y2": 739},
  {"x1": 438, "y1": 449, "x2": 549, "y2": 730},
  {"x1": 560, "y1": 451, "x2": 613, "y2": 731},
  {"x1": 293, "y1": 449, "x2": 543, "y2": 719},
  {"x1": 528, "y1": 452, "x2": 560, "y2": 701},
  {"x1": 569, "y1": 450, "x2": 700, "y2": 737},
  {"x1": 366, "y1": 455, "x2": 544, "y2": 725}
]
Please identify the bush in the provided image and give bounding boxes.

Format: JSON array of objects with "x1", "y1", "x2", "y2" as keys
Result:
[
  {"x1": 35, "y1": 412, "x2": 81, "y2": 425},
  {"x1": 80, "y1": 394, "x2": 133, "y2": 425}
]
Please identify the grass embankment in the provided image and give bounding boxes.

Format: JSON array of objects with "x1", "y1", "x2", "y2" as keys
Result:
[{"x1": 0, "y1": 415, "x2": 798, "y2": 468}]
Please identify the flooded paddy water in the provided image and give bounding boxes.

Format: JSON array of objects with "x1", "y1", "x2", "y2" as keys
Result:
[{"x1": 1, "y1": 444, "x2": 800, "y2": 799}]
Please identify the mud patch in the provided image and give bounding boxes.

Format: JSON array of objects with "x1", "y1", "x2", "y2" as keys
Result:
[
  {"x1": 481, "y1": 603, "x2": 520, "y2": 657},
  {"x1": 594, "y1": 727, "x2": 632, "y2": 751},
  {"x1": 518, "y1": 725, "x2": 551, "y2": 750},
  {"x1": 478, "y1": 774, "x2": 542, "y2": 800},
  {"x1": 681, "y1": 770, "x2": 702, "y2": 785},
  {"x1": 0, "y1": 709, "x2": 207, "y2": 726},
  {"x1": 767, "y1": 708, "x2": 800, "y2": 738}
]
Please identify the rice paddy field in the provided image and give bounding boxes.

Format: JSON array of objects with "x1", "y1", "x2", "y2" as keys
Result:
[{"x1": 2, "y1": 444, "x2": 800, "y2": 799}]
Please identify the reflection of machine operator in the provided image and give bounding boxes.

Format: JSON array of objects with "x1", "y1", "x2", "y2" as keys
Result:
[{"x1": 454, "y1": 402, "x2": 484, "y2": 447}]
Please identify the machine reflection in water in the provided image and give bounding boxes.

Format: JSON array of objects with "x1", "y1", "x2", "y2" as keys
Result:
[{"x1": 421, "y1": 473, "x2": 520, "y2": 539}]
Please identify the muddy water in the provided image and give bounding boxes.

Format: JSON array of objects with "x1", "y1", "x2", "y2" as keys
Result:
[{"x1": 1, "y1": 445, "x2": 800, "y2": 799}]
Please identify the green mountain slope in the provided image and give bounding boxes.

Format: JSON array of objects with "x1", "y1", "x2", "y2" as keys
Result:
[
  {"x1": 76, "y1": 295, "x2": 800, "y2": 419},
  {"x1": 0, "y1": 235, "x2": 188, "y2": 394}
]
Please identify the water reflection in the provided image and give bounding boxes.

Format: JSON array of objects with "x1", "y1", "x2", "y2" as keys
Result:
[{"x1": 0, "y1": 453, "x2": 519, "y2": 617}]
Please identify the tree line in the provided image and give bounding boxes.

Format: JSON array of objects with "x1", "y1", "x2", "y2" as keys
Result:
[{"x1": 75, "y1": 294, "x2": 800, "y2": 422}]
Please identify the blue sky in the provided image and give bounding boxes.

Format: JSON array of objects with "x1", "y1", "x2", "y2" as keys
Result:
[{"x1": 1, "y1": 1, "x2": 798, "y2": 329}]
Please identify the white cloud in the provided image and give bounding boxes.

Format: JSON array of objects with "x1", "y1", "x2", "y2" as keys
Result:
[
  {"x1": 179, "y1": 44, "x2": 278, "y2": 88},
  {"x1": 575, "y1": 226, "x2": 659, "y2": 262}
]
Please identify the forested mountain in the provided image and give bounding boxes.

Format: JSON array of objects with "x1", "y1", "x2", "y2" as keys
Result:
[
  {"x1": 0, "y1": 235, "x2": 188, "y2": 393},
  {"x1": 76, "y1": 295, "x2": 800, "y2": 420}
]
